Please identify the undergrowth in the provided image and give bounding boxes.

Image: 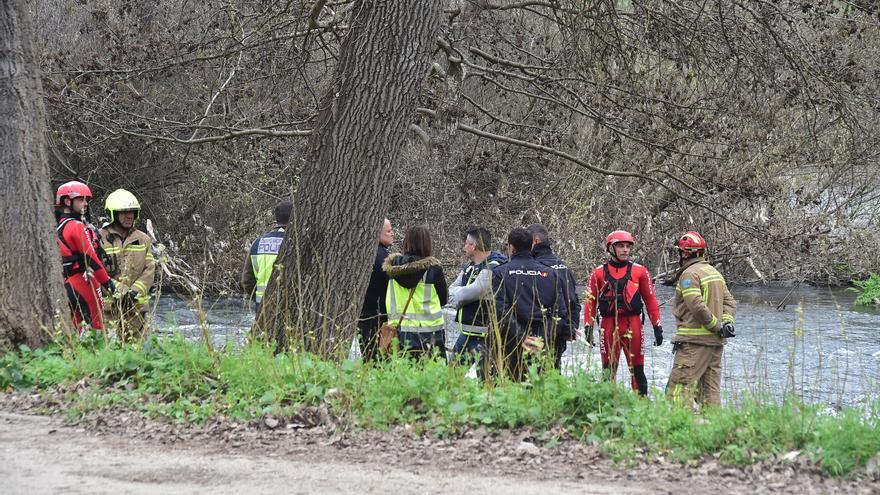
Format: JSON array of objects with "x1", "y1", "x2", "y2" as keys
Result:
[
  {"x1": 1, "y1": 336, "x2": 877, "y2": 476},
  {"x1": 850, "y1": 272, "x2": 880, "y2": 307}
]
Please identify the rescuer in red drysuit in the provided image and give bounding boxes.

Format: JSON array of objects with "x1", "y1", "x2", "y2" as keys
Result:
[
  {"x1": 55, "y1": 181, "x2": 114, "y2": 332},
  {"x1": 583, "y1": 230, "x2": 662, "y2": 395}
]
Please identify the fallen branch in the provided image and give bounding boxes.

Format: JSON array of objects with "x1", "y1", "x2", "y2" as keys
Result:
[
  {"x1": 144, "y1": 219, "x2": 201, "y2": 294},
  {"x1": 745, "y1": 256, "x2": 767, "y2": 284}
]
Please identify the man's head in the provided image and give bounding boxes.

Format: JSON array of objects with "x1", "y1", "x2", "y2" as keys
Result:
[
  {"x1": 606, "y1": 230, "x2": 635, "y2": 263},
  {"x1": 380, "y1": 218, "x2": 393, "y2": 247},
  {"x1": 506, "y1": 228, "x2": 533, "y2": 257},
  {"x1": 55, "y1": 181, "x2": 92, "y2": 215},
  {"x1": 464, "y1": 227, "x2": 491, "y2": 261},
  {"x1": 673, "y1": 231, "x2": 707, "y2": 264},
  {"x1": 274, "y1": 200, "x2": 293, "y2": 226},
  {"x1": 117, "y1": 211, "x2": 136, "y2": 230},
  {"x1": 525, "y1": 223, "x2": 550, "y2": 248},
  {"x1": 69, "y1": 197, "x2": 89, "y2": 215},
  {"x1": 104, "y1": 189, "x2": 141, "y2": 229}
]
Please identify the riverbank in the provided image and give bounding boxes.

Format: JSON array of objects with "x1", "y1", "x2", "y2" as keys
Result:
[{"x1": 1, "y1": 337, "x2": 878, "y2": 483}]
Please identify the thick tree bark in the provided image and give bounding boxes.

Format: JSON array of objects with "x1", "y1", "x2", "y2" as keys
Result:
[
  {"x1": 0, "y1": 0, "x2": 70, "y2": 351},
  {"x1": 255, "y1": 0, "x2": 441, "y2": 356}
]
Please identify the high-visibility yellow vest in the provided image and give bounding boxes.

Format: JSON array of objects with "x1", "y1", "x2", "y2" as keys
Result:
[
  {"x1": 387, "y1": 274, "x2": 444, "y2": 333},
  {"x1": 250, "y1": 229, "x2": 285, "y2": 303}
]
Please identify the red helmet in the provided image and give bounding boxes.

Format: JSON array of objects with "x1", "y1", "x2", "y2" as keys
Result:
[
  {"x1": 605, "y1": 230, "x2": 635, "y2": 251},
  {"x1": 55, "y1": 181, "x2": 92, "y2": 205},
  {"x1": 674, "y1": 231, "x2": 708, "y2": 254}
]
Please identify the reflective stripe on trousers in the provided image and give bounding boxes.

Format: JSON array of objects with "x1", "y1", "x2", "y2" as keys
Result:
[{"x1": 459, "y1": 323, "x2": 488, "y2": 336}]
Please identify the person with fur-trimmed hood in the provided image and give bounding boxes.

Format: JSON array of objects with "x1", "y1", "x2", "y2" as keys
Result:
[{"x1": 382, "y1": 225, "x2": 448, "y2": 359}]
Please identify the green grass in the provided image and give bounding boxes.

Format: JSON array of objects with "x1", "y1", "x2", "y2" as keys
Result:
[
  {"x1": 1, "y1": 336, "x2": 878, "y2": 476},
  {"x1": 850, "y1": 273, "x2": 880, "y2": 307}
]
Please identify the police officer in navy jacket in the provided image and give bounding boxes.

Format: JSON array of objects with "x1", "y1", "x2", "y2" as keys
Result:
[{"x1": 492, "y1": 228, "x2": 568, "y2": 381}]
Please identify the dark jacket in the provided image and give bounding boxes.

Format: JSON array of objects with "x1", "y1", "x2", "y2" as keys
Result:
[
  {"x1": 531, "y1": 243, "x2": 579, "y2": 338},
  {"x1": 382, "y1": 253, "x2": 448, "y2": 306},
  {"x1": 492, "y1": 250, "x2": 567, "y2": 338},
  {"x1": 360, "y1": 244, "x2": 390, "y2": 320}
]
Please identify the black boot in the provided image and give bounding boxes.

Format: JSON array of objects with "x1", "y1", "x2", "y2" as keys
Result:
[{"x1": 634, "y1": 365, "x2": 648, "y2": 396}]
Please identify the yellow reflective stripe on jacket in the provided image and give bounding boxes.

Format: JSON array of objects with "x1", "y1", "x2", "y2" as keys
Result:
[
  {"x1": 722, "y1": 314, "x2": 735, "y2": 323},
  {"x1": 675, "y1": 314, "x2": 718, "y2": 337},
  {"x1": 700, "y1": 274, "x2": 721, "y2": 293},
  {"x1": 676, "y1": 326, "x2": 716, "y2": 336},
  {"x1": 698, "y1": 271, "x2": 724, "y2": 314},
  {"x1": 680, "y1": 288, "x2": 702, "y2": 298},
  {"x1": 132, "y1": 280, "x2": 148, "y2": 294}
]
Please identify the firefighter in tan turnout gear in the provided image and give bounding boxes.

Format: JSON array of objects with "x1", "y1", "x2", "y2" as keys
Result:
[
  {"x1": 99, "y1": 189, "x2": 156, "y2": 341},
  {"x1": 666, "y1": 231, "x2": 736, "y2": 408}
]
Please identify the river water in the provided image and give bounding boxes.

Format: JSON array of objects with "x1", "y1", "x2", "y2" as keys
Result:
[{"x1": 152, "y1": 285, "x2": 880, "y2": 409}]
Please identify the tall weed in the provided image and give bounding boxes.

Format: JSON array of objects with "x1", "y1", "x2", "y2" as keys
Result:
[{"x1": 1, "y1": 338, "x2": 877, "y2": 476}]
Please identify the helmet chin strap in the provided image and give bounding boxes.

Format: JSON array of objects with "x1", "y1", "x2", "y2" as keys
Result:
[
  {"x1": 678, "y1": 250, "x2": 704, "y2": 265},
  {"x1": 608, "y1": 246, "x2": 626, "y2": 264}
]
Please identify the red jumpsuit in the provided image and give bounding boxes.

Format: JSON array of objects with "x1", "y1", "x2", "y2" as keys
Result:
[
  {"x1": 57, "y1": 215, "x2": 111, "y2": 331},
  {"x1": 584, "y1": 260, "x2": 661, "y2": 392}
]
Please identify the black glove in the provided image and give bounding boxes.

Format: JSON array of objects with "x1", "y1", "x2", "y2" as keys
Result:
[
  {"x1": 720, "y1": 323, "x2": 736, "y2": 338},
  {"x1": 103, "y1": 279, "x2": 116, "y2": 295},
  {"x1": 122, "y1": 291, "x2": 139, "y2": 307},
  {"x1": 653, "y1": 326, "x2": 663, "y2": 346},
  {"x1": 586, "y1": 325, "x2": 595, "y2": 346}
]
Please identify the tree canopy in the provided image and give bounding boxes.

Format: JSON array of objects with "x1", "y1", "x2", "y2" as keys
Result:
[{"x1": 33, "y1": 1, "x2": 880, "y2": 287}]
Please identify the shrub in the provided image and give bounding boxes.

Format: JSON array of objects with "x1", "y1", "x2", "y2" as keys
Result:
[{"x1": 850, "y1": 273, "x2": 880, "y2": 307}]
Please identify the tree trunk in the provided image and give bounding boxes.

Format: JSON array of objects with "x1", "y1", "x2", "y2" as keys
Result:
[
  {"x1": 0, "y1": 0, "x2": 71, "y2": 352},
  {"x1": 255, "y1": 0, "x2": 441, "y2": 357}
]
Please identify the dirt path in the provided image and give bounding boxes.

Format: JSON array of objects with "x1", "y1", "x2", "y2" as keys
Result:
[
  {"x1": 1, "y1": 403, "x2": 875, "y2": 495},
  {"x1": 1, "y1": 412, "x2": 648, "y2": 495}
]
